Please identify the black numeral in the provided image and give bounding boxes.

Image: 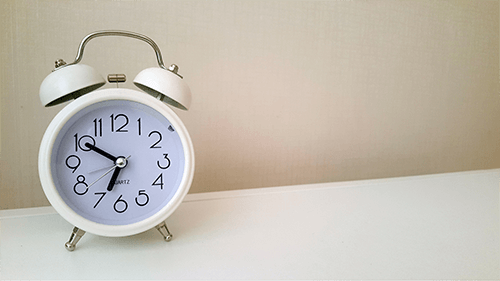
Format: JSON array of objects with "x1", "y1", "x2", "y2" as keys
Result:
[
  {"x1": 65, "y1": 155, "x2": 81, "y2": 173},
  {"x1": 93, "y1": 192, "x2": 106, "y2": 208},
  {"x1": 137, "y1": 118, "x2": 142, "y2": 136},
  {"x1": 110, "y1": 114, "x2": 129, "y2": 133},
  {"x1": 157, "y1": 153, "x2": 171, "y2": 169},
  {"x1": 135, "y1": 190, "x2": 149, "y2": 207},
  {"x1": 74, "y1": 134, "x2": 95, "y2": 152},
  {"x1": 113, "y1": 195, "x2": 128, "y2": 213},
  {"x1": 148, "y1": 131, "x2": 162, "y2": 149},
  {"x1": 152, "y1": 173, "x2": 164, "y2": 189},
  {"x1": 73, "y1": 175, "x2": 89, "y2": 195},
  {"x1": 93, "y1": 118, "x2": 103, "y2": 137}
]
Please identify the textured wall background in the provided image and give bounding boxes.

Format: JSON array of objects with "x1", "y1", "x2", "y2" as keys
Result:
[{"x1": 1, "y1": 0, "x2": 499, "y2": 209}]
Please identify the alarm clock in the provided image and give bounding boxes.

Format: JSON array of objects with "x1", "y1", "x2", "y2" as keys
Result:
[{"x1": 38, "y1": 31, "x2": 194, "y2": 251}]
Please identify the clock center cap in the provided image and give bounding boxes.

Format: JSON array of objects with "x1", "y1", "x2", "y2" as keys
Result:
[{"x1": 116, "y1": 157, "x2": 128, "y2": 169}]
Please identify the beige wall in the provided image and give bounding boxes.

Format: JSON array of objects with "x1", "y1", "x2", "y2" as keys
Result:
[{"x1": 1, "y1": 0, "x2": 499, "y2": 209}]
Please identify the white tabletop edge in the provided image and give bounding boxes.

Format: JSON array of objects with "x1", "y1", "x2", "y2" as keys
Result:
[
  {"x1": 0, "y1": 206, "x2": 57, "y2": 219},
  {"x1": 2, "y1": 168, "x2": 499, "y2": 219},
  {"x1": 183, "y1": 168, "x2": 500, "y2": 202}
]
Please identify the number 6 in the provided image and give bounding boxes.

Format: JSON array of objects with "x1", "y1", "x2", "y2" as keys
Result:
[{"x1": 113, "y1": 195, "x2": 128, "y2": 213}]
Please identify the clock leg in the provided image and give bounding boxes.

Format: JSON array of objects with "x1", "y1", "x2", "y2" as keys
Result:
[
  {"x1": 155, "y1": 221, "x2": 173, "y2": 242},
  {"x1": 64, "y1": 226, "x2": 86, "y2": 251}
]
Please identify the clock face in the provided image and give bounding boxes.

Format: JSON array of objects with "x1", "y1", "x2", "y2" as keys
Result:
[{"x1": 50, "y1": 98, "x2": 186, "y2": 226}]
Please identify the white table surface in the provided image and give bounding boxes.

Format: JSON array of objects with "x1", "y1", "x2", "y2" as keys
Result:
[{"x1": 1, "y1": 169, "x2": 499, "y2": 280}]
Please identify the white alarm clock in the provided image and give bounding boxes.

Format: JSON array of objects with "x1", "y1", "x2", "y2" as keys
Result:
[{"x1": 38, "y1": 31, "x2": 194, "y2": 251}]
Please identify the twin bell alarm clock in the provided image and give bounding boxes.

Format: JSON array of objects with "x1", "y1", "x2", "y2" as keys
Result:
[{"x1": 38, "y1": 31, "x2": 195, "y2": 251}]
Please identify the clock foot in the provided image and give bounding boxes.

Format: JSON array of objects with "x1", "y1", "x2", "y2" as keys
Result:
[
  {"x1": 65, "y1": 226, "x2": 86, "y2": 251},
  {"x1": 155, "y1": 221, "x2": 173, "y2": 242}
]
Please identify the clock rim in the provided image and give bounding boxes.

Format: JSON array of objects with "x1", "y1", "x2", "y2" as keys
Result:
[{"x1": 38, "y1": 88, "x2": 195, "y2": 237}]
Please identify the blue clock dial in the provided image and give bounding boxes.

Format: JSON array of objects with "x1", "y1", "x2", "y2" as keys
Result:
[{"x1": 50, "y1": 99, "x2": 185, "y2": 225}]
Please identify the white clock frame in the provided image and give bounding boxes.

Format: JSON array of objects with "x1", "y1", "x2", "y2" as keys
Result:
[
  {"x1": 39, "y1": 89, "x2": 195, "y2": 237},
  {"x1": 38, "y1": 30, "x2": 195, "y2": 250}
]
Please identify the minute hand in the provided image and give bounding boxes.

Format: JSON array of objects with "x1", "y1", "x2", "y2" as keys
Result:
[{"x1": 85, "y1": 143, "x2": 117, "y2": 162}]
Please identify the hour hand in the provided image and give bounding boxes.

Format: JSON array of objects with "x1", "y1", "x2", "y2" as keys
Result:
[
  {"x1": 106, "y1": 156, "x2": 130, "y2": 191},
  {"x1": 85, "y1": 143, "x2": 117, "y2": 162},
  {"x1": 107, "y1": 166, "x2": 122, "y2": 191},
  {"x1": 88, "y1": 156, "x2": 131, "y2": 190}
]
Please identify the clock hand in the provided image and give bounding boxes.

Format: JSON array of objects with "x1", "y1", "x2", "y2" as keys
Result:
[
  {"x1": 106, "y1": 155, "x2": 130, "y2": 192},
  {"x1": 107, "y1": 166, "x2": 122, "y2": 191},
  {"x1": 87, "y1": 156, "x2": 131, "y2": 189},
  {"x1": 89, "y1": 164, "x2": 115, "y2": 174},
  {"x1": 87, "y1": 165, "x2": 117, "y2": 189},
  {"x1": 85, "y1": 143, "x2": 117, "y2": 162}
]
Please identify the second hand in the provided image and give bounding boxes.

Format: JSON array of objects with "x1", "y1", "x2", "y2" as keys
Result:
[{"x1": 87, "y1": 155, "x2": 131, "y2": 189}]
